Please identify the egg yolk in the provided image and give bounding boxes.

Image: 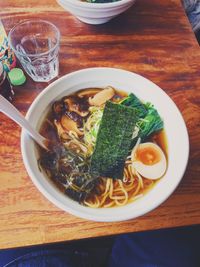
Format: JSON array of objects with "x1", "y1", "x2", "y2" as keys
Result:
[{"x1": 136, "y1": 146, "x2": 161, "y2": 165}]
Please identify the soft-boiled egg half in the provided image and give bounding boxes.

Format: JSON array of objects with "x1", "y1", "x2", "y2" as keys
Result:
[{"x1": 131, "y1": 142, "x2": 167, "y2": 180}]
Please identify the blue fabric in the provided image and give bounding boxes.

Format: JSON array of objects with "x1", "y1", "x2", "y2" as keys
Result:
[
  {"x1": 2, "y1": 250, "x2": 73, "y2": 267},
  {"x1": 108, "y1": 227, "x2": 200, "y2": 267},
  {"x1": 183, "y1": 0, "x2": 200, "y2": 32},
  {"x1": 0, "y1": 226, "x2": 199, "y2": 267},
  {"x1": 0, "y1": 247, "x2": 90, "y2": 267}
]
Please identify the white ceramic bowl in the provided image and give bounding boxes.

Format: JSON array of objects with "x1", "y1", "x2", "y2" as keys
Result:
[
  {"x1": 56, "y1": 0, "x2": 136, "y2": 24},
  {"x1": 21, "y1": 67, "x2": 189, "y2": 222}
]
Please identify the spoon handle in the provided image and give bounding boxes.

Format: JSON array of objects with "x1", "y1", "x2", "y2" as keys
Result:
[{"x1": 0, "y1": 95, "x2": 48, "y2": 150}]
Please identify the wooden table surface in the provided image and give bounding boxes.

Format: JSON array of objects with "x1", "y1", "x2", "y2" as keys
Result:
[{"x1": 0, "y1": 0, "x2": 200, "y2": 249}]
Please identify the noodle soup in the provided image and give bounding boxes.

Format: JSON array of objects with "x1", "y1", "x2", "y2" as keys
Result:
[{"x1": 39, "y1": 87, "x2": 168, "y2": 208}]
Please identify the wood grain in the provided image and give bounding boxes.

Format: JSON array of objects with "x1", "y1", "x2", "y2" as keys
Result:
[{"x1": 0, "y1": 0, "x2": 200, "y2": 249}]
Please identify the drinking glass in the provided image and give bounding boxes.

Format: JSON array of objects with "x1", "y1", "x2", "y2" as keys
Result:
[{"x1": 8, "y1": 20, "x2": 60, "y2": 82}]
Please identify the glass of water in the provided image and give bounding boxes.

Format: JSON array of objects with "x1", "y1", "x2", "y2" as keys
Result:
[{"x1": 8, "y1": 20, "x2": 60, "y2": 82}]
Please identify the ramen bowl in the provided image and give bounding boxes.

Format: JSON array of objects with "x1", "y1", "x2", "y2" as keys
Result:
[
  {"x1": 21, "y1": 67, "x2": 189, "y2": 222},
  {"x1": 56, "y1": 0, "x2": 136, "y2": 24}
]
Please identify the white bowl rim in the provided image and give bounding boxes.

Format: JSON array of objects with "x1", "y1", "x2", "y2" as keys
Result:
[
  {"x1": 58, "y1": 0, "x2": 135, "y2": 9},
  {"x1": 21, "y1": 67, "x2": 189, "y2": 222}
]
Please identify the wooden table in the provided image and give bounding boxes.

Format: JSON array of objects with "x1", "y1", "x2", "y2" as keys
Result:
[{"x1": 0, "y1": 0, "x2": 200, "y2": 249}]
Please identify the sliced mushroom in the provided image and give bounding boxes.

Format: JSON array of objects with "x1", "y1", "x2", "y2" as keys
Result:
[
  {"x1": 65, "y1": 110, "x2": 83, "y2": 127},
  {"x1": 52, "y1": 101, "x2": 67, "y2": 118},
  {"x1": 78, "y1": 88, "x2": 101, "y2": 98},
  {"x1": 63, "y1": 97, "x2": 89, "y2": 117},
  {"x1": 61, "y1": 115, "x2": 83, "y2": 136},
  {"x1": 54, "y1": 120, "x2": 65, "y2": 136},
  {"x1": 54, "y1": 120, "x2": 70, "y2": 141},
  {"x1": 89, "y1": 86, "x2": 115, "y2": 107}
]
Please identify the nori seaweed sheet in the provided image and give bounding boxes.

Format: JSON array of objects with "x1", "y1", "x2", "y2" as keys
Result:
[{"x1": 90, "y1": 101, "x2": 137, "y2": 179}]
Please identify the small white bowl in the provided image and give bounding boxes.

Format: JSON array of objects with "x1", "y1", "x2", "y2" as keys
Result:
[
  {"x1": 21, "y1": 67, "x2": 189, "y2": 222},
  {"x1": 56, "y1": 0, "x2": 136, "y2": 24}
]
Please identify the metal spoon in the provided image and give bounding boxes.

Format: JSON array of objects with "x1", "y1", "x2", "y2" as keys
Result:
[{"x1": 0, "y1": 95, "x2": 48, "y2": 150}]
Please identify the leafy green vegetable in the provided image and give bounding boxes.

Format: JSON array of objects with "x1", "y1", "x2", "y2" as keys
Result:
[
  {"x1": 90, "y1": 101, "x2": 137, "y2": 179},
  {"x1": 137, "y1": 106, "x2": 164, "y2": 141},
  {"x1": 120, "y1": 93, "x2": 147, "y2": 118},
  {"x1": 121, "y1": 93, "x2": 164, "y2": 145}
]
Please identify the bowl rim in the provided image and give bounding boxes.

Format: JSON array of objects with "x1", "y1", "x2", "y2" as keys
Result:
[
  {"x1": 21, "y1": 67, "x2": 189, "y2": 222},
  {"x1": 57, "y1": 0, "x2": 135, "y2": 9}
]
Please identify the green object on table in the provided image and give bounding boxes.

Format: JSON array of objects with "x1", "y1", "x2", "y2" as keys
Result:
[{"x1": 8, "y1": 68, "x2": 26, "y2": 86}]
